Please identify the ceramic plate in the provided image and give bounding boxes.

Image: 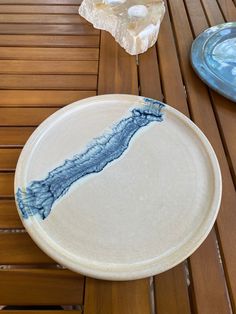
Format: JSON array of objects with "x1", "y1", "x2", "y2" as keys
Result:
[
  {"x1": 15, "y1": 94, "x2": 221, "y2": 280},
  {"x1": 191, "y1": 22, "x2": 236, "y2": 102}
]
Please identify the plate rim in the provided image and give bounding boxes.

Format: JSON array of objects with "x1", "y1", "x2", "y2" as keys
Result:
[{"x1": 14, "y1": 94, "x2": 222, "y2": 280}]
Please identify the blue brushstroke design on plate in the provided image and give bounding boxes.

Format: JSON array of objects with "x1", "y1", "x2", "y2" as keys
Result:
[
  {"x1": 191, "y1": 22, "x2": 236, "y2": 102},
  {"x1": 16, "y1": 98, "x2": 165, "y2": 220}
]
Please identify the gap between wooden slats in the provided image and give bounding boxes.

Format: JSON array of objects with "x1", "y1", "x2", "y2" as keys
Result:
[
  {"x1": 0, "y1": 24, "x2": 99, "y2": 35},
  {"x1": 0, "y1": 35, "x2": 100, "y2": 47},
  {"x1": 0, "y1": 14, "x2": 86, "y2": 25},
  {"x1": 0, "y1": 60, "x2": 98, "y2": 74},
  {"x1": 0, "y1": 90, "x2": 96, "y2": 107},
  {"x1": 0, "y1": 75, "x2": 97, "y2": 90},
  {"x1": 0, "y1": 269, "x2": 84, "y2": 305},
  {"x1": 167, "y1": 0, "x2": 236, "y2": 311},
  {"x1": 216, "y1": 0, "x2": 236, "y2": 21},
  {"x1": 0, "y1": 47, "x2": 99, "y2": 60},
  {"x1": 0, "y1": 5, "x2": 79, "y2": 14}
]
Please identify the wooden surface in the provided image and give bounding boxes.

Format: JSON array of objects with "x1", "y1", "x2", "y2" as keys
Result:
[{"x1": 0, "y1": 0, "x2": 235, "y2": 313}]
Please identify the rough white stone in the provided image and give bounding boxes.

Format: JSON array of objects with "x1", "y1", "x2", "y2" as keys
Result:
[{"x1": 79, "y1": 0, "x2": 165, "y2": 55}]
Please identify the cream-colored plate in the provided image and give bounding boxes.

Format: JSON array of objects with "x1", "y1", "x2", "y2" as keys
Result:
[{"x1": 15, "y1": 94, "x2": 221, "y2": 280}]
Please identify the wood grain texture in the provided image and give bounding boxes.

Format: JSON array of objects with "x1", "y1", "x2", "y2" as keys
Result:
[
  {"x1": 200, "y1": 0, "x2": 224, "y2": 25},
  {"x1": 84, "y1": 279, "x2": 151, "y2": 314},
  {"x1": 0, "y1": 60, "x2": 98, "y2": 74},
  {"x1": 0, "y1": 14, "x2": 86, "y2": 25},
  {"x1": 184, "y1": 0, "x2": 209, "y2": 36},
  {"x1": 168, "y1": 0, "x2": 236, "y2": 310},
  {"x1": 155, "y1": 264, "x2": 191, "y2": 314},
  {"x1": 0, "y1": 233, "x2": 55, "y2": 264},
  {"x1": 0, "y1": 108, "x2": 57, "y2": 126},
  {"x1": 0, "y1": 148, "x2": 21, "y2": 169},
  {"x1": 0, "y1": 75, "x2": 97, "y2": 90},
  {"x1": 138, "y1": 46, "x2": 163, "y2": 101},
  {"x1": 157, "y1": 7, "x2": 189, "y2": 115},
  {"x1": 211, "y1": 93, "x2": 236, "y2": 184},
  {"x1": 0, "y1": 269, "x2": 84, "y2": 305},
  {"x1": 0, "y1": 172, "x2": 14, "y2": 197},
  {"x1": 98, "y1": 31, "x2": 138, "y2": 95},
  {"x1": 212, "y1": 0, "x2": 236, "y2": 21},
  {"x1": 0, "y1": 90, "x2": 96, "y2": 107},
  {"x1": 189, "y1": 230, "x2": 231, "y2": 314},
  {"x1": 0, "y1": 35, "x2": 100, "y2": 47},
  {"x1": 0, "y1": 24, "x2": 98, "y2": 35},
  {"x1": 0, "y1": 5, "x2": 79, "y2": 14},
  {"x1": 0, "y1": 47, "x2": 99, "y2": 60},
  {"x1": 0, "y1": 127, "x2": 35, "y2": 146},
  {"x1": 0, "y1": 200, "x2": 23, "y2": 228}
]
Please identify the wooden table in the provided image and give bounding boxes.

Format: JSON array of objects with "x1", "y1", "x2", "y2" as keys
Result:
[{"x1": 0, "y1": 0, "x2": 235, "y2": 313}]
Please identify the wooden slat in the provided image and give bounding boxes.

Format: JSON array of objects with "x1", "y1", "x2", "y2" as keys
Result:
[
  {"x1": 0, "y1": 233, "x2": 54, "y2": 264},
  {"x1": 201, "y1": 0, "x2": 224, "y2": 25},
  {"x1": 0, "y1": 200, "x2": 23, "y2": 228},
  {"x1": 0, "y1": 148, "x2": 21, "y2": 169},
  {"x1": 156, "y1": 9, "x2": 189, "y2": 116},
  {"x1": 168, "y1": 0, "x2": 236, "y2": 310},
  {"x1": 0, "y1": 75, "x2": 97, "y2": 90},
  {"x1": 0, "y1": 35, "x2": 100, "y2": 47},
  {"x1": 98, "y1": 31, "x2": 138, "y2": 95},
  {"x1": 211, "y1": 94, "x2": 236, "y2": 184},
  {"x1": 0, "y1": 24, "x2": 99, "y2": 35},
  {"x1": 138, "y1": 46, "x2": 163, "y2": 101},
  {"x1": 0, "y1": 108, "x2": 57, "y2": 126},
  {"x1": 189, "y1": 230, "x2": 231, "y2": 313},
  {"x1": 0, "y1": 5, "x2": 79, "y2": 14},
  {"x1": 155, "y1": 264, "x2": 191, "y2": 314},
  {"x1": 0, "y1": 127, "x2": 34, "y2": 146},
  {"x1": 0, "y1": 14, "x2": 86, "y2": 24},
  {"x1": 84, "y1": 279, "x2": 151, "y2": 314},
  {"x1": 84, "y1": 31, "x2": 150, "y2": 314},
  {"x1": 0, "y1": 173, "x2": 14, "y2": 196},
  {"x1": 214, "y1": 0, "x2": 236, "y2": 21},
  {"x1": 0, "y1": 269, "x2": 84, "y2": 305},
  {"x1": 0, "y1": 47, "x2": 99, "y2": 60},
  {"x1": 0, "y1": 60, "x2": 98, "y2": 74},
  {"x1": 183, "y1": 0, "x2": 208, "y2": 38},
  {"x1": 0, "y1": 90, "x2": 96, "y2": 107}
]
